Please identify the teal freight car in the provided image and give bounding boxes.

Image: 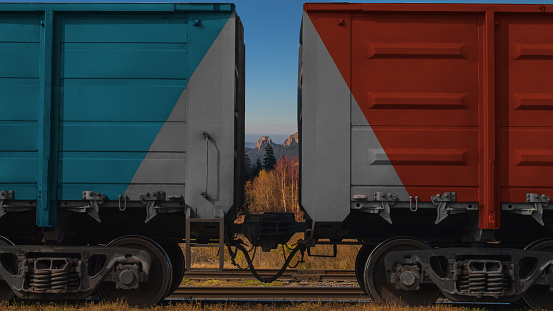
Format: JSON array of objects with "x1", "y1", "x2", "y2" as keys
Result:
[{"x1": 0, "y1": 3, "x2": 244, "y2": 305}]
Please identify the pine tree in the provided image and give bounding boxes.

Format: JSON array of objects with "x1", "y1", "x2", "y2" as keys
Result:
[
  {"x1": 252, "y1": 158, "x2": 262, "y2": 178},
  {"x1": 244, "y1": 153, "x2": 252, "y2": 181},
  {"x1": 263, "y1": 144, "x2": 277, "y2": 170}
]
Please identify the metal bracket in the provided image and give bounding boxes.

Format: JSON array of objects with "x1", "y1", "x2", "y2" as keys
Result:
[
  {"x1": 369, "y1": 192, "x2": 396, "y2": 224},
  {"x1": 118, "y1": 195, "x2": 129, "y2": 212},
  {"x1": 142, "y1": 192, "x2": 184, "y2": 223},
  {"x1": 307, "y1": 244, "x2": 337, "y2": 258},
  {"x1": 503, "y1": 193, "x2": 551, "y2": 226},
  {"x1": 0, "y1": 191, "x2": 13, "y2": 218},
  {"x1": 433, "y1": 192, "x2": 476, "y2": 224},
  {"x1": 66, "y1": 191, "x2": 105, "y2": 223}
]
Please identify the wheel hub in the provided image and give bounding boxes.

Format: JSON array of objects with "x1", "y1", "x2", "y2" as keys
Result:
[
  {"x1": 96, "y1": 236, "x2": 172, "y2": 307},
  {"x1": 400, "y1": 271, "x2": 417, "y2": 287},
  {"x1": 116, "y1": 264, "x2": 140, "y2": 289},
  {"x1": 392, "y1": 264, "x2": 421, "y2": 290},
  {"x1": 364, "y1": 238, "x2": 440, "y2": 306}
]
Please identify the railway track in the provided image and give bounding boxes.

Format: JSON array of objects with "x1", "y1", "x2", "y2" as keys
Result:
[
  {"x1": 172, "y1": 269, "x2": 518, "y2": 308},
  {"x1": 182, "y1": 268, "x2": 356, "y2": 282},
  {"x1": 168, "y1": 286, "x2": 517, "y2": 310},
  {"x1": 170, "y1": 286, "x2": 367, "y2": 300},
  {"x1": 172, "y1": 269, "x2": 363, "y2": 301}
]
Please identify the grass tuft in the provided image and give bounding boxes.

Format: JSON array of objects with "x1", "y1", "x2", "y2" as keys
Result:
[{"x1": 0, "y1": 301, "x2": 519, "y2": 311}]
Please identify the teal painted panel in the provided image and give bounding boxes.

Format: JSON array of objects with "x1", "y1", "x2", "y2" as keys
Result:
[
  {"x1": 62, "y1": 15, "x2": 187, "y2": 43},
  {"x1": 60, "y1": 151, "x2": 153, "y2": 159},
  {"x1": 59, "y1": 158, "x2": 146, "y2": 184},
  {"x1": 174, "y1": 3, "x2": 234, "y2": 12},
  {"x1": 62, "y1": 43, "x2": 187, "y2": 79},
  {"x1": 61, "y1": 123, "x2": 162, "y2": 152},
  {"x1": 56, "y1": 10, "x2": 230, "y2": 201},
  {"x1": 0, "y1": 184, "x2": 37, "y2": 200},
  {"x1": 187, "y1": 12, "x2": 231, "y2": 79},
  {"x1": 0, "y1": 44, "x2": 40, "y2": 78},
  {"x1": 61, "y1": 79, "x2": 185, "y2": 122},
  {"x1": 0, "y1": 15, "x2": 40, "y2": 42},
  {"x1": 0, "y1": 5, "x2": 236, "y2": 223},
  {"x1": 36, "y1": 10, "x2": 55, "y2": 228},
  {"x1": 0, "y1": 159, "x2": 37, "y2": 183},
  {"x1": 0, "y1": 123, "x2": 37, "y2": 150},
  {"x1": 0, "y1": 80, "x2": 39, "y2": 121},
  {"x1": 0, "y1": 15, "x2": 41, "y2": 203},
  {"x1": 0, "y1": 3, "x2": 233, "y2": 13}
]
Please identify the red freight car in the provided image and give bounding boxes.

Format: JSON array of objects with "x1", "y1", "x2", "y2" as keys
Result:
[{"x1": 299, "y1": 3, "x2": 553, "y2": 308}]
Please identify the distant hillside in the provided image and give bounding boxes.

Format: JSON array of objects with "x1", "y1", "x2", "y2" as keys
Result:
[{"x1": 246, "y1": 133, "x2": 298, "y2": 164}]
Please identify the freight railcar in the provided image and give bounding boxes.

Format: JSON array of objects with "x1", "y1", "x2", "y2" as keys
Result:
[
  {"x1": 299, "y1": 3, "x2": 553, "y2": 309},
  {"x1": 3, "y1": 2, "x2": 553, "y2": 309},
  {"x1": 0, "y1": 3, "x2": 244, "y2": 305}
]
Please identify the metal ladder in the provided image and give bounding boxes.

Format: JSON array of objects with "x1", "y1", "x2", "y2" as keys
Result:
[{"x1": 185, "y1": 207, "x2": 225, "y2": 272}]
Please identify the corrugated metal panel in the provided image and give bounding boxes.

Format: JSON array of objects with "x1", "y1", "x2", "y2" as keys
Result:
[
  {"x1": 57, "y1": 13, "x2": 191, "y2": 201},
  {"x1": 0, "y1": 4, "x2": 241, "y2": 227},
  {"x1": 498, "y1": 15, "x2": 553, "y2": 203},
  {"x1": 303, "y1": 3, "x2": 553, "y2": 229},
  {"x1": 0, "y1": 13, "x2": 41, "y2": 203}
]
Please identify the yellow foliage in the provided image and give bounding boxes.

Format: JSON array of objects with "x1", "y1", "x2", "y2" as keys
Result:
[{"x1": 245, "y1": 157, "x2": 302, "y2": 220}]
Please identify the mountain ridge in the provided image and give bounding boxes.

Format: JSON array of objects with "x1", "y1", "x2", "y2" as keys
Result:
[{"x1": 246, "y1": 132, "x2": 298, "y2": 164}]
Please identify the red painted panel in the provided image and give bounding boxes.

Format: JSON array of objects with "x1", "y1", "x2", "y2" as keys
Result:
[
  {"x1": 498, "y1": 16, "x2": 553, "y2": 204},
  {"x1": 306, "y1": 4, "x2": 553, "y2": 230},
  {"x1": 372, "y1": 128, "x2": 479, "y2": 202},
  {"x1": 349, "y1": 14, "x2": 481, "y2": 201},
  {"x1": 350, "y1": 13, "x2": 480, "y2": 125}
]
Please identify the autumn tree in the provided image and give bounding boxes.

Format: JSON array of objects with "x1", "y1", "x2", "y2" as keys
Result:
[{"x1": 244, "y1": 156, "x2": 302, "y2": 220}]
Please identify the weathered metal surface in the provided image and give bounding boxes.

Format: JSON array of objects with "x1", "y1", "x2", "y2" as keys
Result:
[
  {"x1": 0, "y1": 3, "x2": 244, "y2": 226},
  {"x1": 301, "y1": 3, "x2": 553, "y2": 230}
]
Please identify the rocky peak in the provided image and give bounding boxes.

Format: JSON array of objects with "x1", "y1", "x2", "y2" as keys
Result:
[
  {"x1": 283, "y1": 132, "x2": 299, "y2": 147},
  {"x1": 256, "y1": 136, "x2": 272, "y2": 149}
]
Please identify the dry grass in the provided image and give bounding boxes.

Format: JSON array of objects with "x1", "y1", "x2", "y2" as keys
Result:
[
  {"x1": 0, "y1": 301, "x2": 516, "y2": 311},
  {"x1": 180, "y1": 278, "x2": 286, "y2": 287},
  {"x1": 187, "y1": 234, "x2": 360, "y2": 271}
]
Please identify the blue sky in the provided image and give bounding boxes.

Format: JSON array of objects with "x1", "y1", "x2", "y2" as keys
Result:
[
  {"x1": 231, "y1": 0, "x2": 553, "y2": 142},
  {"x1": 8, "y1": 0, "x2": 553, "y2": 143}
]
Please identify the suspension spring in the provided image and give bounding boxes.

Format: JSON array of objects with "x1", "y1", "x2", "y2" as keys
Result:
[
  {"x1": 457, "y1": 268, "x2": 470, "y2": 292},
  {"x1": 29, "y1": 270, "x2": 51, "y2": 292},
  {"x1": 456, "y1": 267, "x2": 510, "y2": 296},
  {"x1": 68, "y1": 271, "x2": 79, "y2": 290},
  {"x1": 28, "y1": 266, "x2": 80, "y2": 293},
  {"x1": 487, "y1": 272, "x2": 508, "y2": 295},
  {"x1": 468, "y1": 272, "x2": 486, "y2": 295},
  {"x1": 50, "y1": 271, "x2": 69, "y2": 291}
]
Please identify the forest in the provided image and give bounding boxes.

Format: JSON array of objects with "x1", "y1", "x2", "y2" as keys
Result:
[{"x1": 243, "y1": 145, "x2": 302, "y2": 221}]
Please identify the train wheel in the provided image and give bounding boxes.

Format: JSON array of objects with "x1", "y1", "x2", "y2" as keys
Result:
[
  {"x1": 160, "y1": 242, "x2": 185, "y2": 297},
  {"x1": 523, "y1": 239, "x2": 553, "y2": 310},
  {"x1": 0, "y1": 236, "x2": 14, "y2": 300},
  {"x1": 355, "y1": 244, "x2": 373, "y2": 296},
  {"x1": 96, "y1": 236, "x2": 172, "y2": 306},
  {"x1": 364, "y1": 237, "x2": 440, "y2": 306}
]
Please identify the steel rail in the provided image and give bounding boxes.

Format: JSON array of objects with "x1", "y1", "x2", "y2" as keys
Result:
[
  {"x1": 170, "y1": 286, "x2": 367, "y2": 300},
  {"x1": 183, "y1": 268, "x2": 356, "y2": 282},
  {"x1": 168, "y1": 286, "x2": 517, "y2": 309}
]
